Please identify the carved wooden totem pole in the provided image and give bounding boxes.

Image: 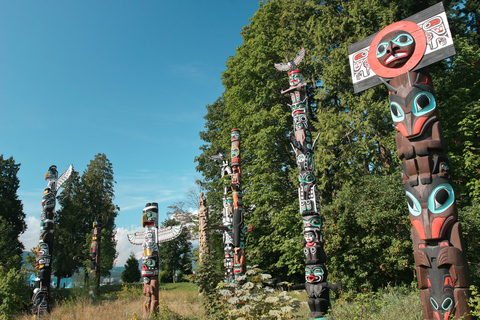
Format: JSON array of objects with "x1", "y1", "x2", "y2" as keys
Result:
[
  {"x1": 209, "y1": 130, "x2": 252, "y2": 282},
  {"x1": 208, "y1": 151, "x2": 235, "y2": 282},
  {"x1": 348, "y1": 3, "x2": 471, "y2": 319},
  {"x1": 74, "y1": 217, "x2": 103, "y2": 299},
  {"x1": 198, "y1": 192, "x2": 210, "y2": 264},
  {"x1": 275, "y1": 49, "x2": 333, "y2": 320},
  {"x1": 127, "y1": 203, "x2": 183, "y2": 318},
  {"x1": 230, "y1": 129, "x2": 252, "y2": 279},
  {"x1": 32, "y1": 164, "x2": 73, "y2": 316}
]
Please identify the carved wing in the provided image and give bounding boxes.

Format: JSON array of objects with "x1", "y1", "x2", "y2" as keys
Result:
[
  {"x1": 56, "y1": 164, "x2": 73, "y2": 190},
  {"x1": 127, "y1": 232, "x2": 145, "y2": 245},
  {"x1": 157, "y1": 225, "x2": 184, "y2": 243},
  {"x1": 293, "y1": 47, "x2": 305, "y2": 66},
  {"x1": 274, "y1": 62, "x2": 292, "y2": 72}
]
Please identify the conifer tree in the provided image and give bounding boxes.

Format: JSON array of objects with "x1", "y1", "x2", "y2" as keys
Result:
[
  {"x1": 0, "y1": 155, "x2": 26, "y2": 270},
  {"x1": 121, "y1": 253, "x2": 140, "y2": 283}
]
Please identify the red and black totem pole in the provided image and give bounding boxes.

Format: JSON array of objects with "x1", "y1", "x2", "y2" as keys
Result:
[
  {"x1": 209, "y1": 129, "x2": 251, "y2": 282},
  {"x1": 32, "y1": 164, "x2": 73, "y2": 316},
  {"x1": 275, "y1": 49, "x2": 337, "y2": 320},
  {"x1": 230, "y1": 129, "x2": 250, "y2": 279},
  {"x1": 348, "y1": 3, "x2": 471, "y2": 319}
]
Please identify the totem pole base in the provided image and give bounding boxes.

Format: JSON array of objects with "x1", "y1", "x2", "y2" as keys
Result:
[{"x1": 142, "y1": 277, "x2": 159, "y2": 319}]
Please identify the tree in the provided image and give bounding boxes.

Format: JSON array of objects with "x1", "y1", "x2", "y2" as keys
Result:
[
  {"x1": 0, "y1": 155, "x2": 26, "y2": 270},
  {"x1": 196, "y1": 0, "x2": 480, "y2": 287},
  {"x1": 53, "y1": 153, "x2": 119, "y2": 283},
  {"x1": 121, "y1": 253, "x2": 141, "y2": 283},
  {"x1": 157, "y1": 218, "x2": 192, "y2": 283},
  {"x1": 80, "y1": 153, "x2": 119, "y2": 277},
  {"x1": 53, "y1": 170, "x2": 85, "y2": 286}
]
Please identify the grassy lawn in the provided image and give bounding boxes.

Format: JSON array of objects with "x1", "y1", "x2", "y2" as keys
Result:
[{"x1": 14, "y1": 282, "x2": 428, "y2": 319}]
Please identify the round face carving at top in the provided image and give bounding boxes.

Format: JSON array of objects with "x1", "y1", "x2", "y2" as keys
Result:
[
  {"x1": 367, "y1": 20, "x2": 426, "y2": 78},
  {"x1": 376, "y1": 31, "x2": 415, "y2": 68}
]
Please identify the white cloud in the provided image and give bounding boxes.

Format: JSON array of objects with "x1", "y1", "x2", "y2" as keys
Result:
[
  {"x1": 114, "y1": 225, "x2": 144, "y2": 266},
  {"x1": 20, "y1": 216, "x2": 40, "y2": 252}
]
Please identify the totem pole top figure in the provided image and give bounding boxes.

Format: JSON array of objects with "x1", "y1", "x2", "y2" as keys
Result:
[
  {"x1": 348, "y1": 2, "x2": 455, "y2": 93},
  {"x1": 275, "y1": 47, "x2": 307, "y2": 93}
]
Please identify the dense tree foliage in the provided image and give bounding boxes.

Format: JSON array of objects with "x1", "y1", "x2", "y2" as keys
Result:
[
  {"x1": 53, "y1": 153, "x2": 119, "y2": 282},
  {"x1": 195, "y1": 0, "x2": 480, "y2": 290},
  {"x1": 158, "y1": 218, "x2": 192, "y2": 283},
  {"x1": 121, "y1": 253, "x2": 141, "y2": 283},
  {"x1": 0, "y1": 156, "x2": 26, "y2": 270}
]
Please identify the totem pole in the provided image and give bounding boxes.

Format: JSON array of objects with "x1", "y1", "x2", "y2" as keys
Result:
[
  {"x1": 198, "y1": 192, "x2": 210, "y2": 264},
  {"x1": 230, "y1": 129, "x2": 252, "y2": 279},
  {"x1": 348, "y1": 3, "x2": 471, "y2": 319},
  {"x1": 74, "y1": 216, "x2": 103, "y2": 299},
  {"x1": 275, "y1": 48, "x2": 335, "y2": 320},
  {"x1": 32, "y1": 164, "x2": 73, "y2": 316},
  {"x1": 127, "y1": 203, "x2": 184, "y2": 318},
  {"x1": 208, "y1": 151, "x2": 235, "y2": 282}
]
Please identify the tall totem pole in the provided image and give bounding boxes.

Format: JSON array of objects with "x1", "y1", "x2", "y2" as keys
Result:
[
  {"x1": 32, "y1": 164, "x2": 73, "y2": 316},
  {"x1": 198, "y1": 192, "x2": 210, "y2": 264},
  {"x1": 208, "y1": 151, "x2": 235, "y2": 282},
  {"x1": 127, "y1": 203, "x2": 184, "y2": 318},
  {"x1": 348, "y1": 3, "x2": 471, "y2": 319},
  {"x1": 275, "y1": 49, "x2": 334, "y2": 320},
  {"x1": 209, "y1": 129, "x2": 251, "y2": 282}
]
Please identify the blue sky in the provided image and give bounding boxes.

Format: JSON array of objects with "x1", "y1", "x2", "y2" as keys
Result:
[{"x1": 1, "y1": 0, "x2": 261, "y2": 266}]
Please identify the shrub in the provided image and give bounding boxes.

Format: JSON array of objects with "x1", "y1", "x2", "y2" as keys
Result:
[
  {"x1": 0, "y1": 266, "x2": 30, "y2": 320},
  {"x1": 217, "y1": 265, "x2": 302, "y2": 319}
]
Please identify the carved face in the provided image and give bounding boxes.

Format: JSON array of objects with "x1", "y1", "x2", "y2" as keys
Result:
[
  {"x1": 405, "y1": 177, "x2": 457, "y2": 240},
  {"x1": 390, "y1": 85, "x2": 439, "y2": 138},
  {"x1": 289, "y1": 71, "x2": 305, "y2": 86},
  {"x1": 304, "y1": 231, "x2": 315, "y2": 244},
  {"x1": 45, "y1": 165, "x2": 58, "y2": 181},
  {"x1": 142, "y1": 205, "x2": 158, "y2": 227},
  {"x1": 303, "y1": 215, "x2": 322, "y2": 230},
  {"x1": 305, "y1": 265, "x2": 325, "y2": 283},
  {"x1": 376, "y1": 31, "x2": 415, "y2": 68}
]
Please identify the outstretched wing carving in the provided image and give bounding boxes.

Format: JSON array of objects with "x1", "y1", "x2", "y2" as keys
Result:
[
  {"x1": 158, "y1": 225, "x2": 184, "y2": 243},
  {"x1": 127, "y1": 232, "x2": 145, "y2": 245},
  {"x1": 55, "y1": 164, "x2": 73, "y2": 191}
]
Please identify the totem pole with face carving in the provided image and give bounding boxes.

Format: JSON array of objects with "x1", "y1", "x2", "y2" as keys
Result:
[
  {"x1": 32, "y1": 164, "x2": 73, "y2": 316},
  {"x1": 348, "y1": 3, "x2": 471, "y2": 319},
  {"x1": 209, "y1": 151, "x2": 236, "y2": 282},
  {"x1": 198, "y1": 192, "x2": 210, "y2": 264},
  {"x1": 127, "y1": 203, "x2": 184, "y2": 319},
  {"x1": 275, "y1": 48, "x2": 335, "y2": 320}
]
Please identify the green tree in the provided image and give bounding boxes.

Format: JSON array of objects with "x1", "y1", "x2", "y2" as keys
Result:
[
  {"x1": 0, "y1": 155, "x2": 26, "y2": 270},
  {"x1": 78, "y1": 153, "x2": 119, "y2": 277},
  {"x1": 121, "y1": 252, "x2": 141, "y2": 283},
  {"x1": 53, "y1": 170, "x2": 85, "y2": 287},
  {"x1": 196, "y1": 0, "x2": 480, "y2": 287},
  {"x1": 0, "y1": 266, "x2": 30, "y2": 320},
  {"x1": 52, "y1": 153, "x2": 119, "y2": 283},
  {"x1": 323, "y1": 174, "x2": 414, "y2": 291},
  {"x1": 158, "y1": 218, "x2": 192, "y2": 283}
]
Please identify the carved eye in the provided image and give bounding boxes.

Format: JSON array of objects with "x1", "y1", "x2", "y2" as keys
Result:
[
  {"x1": 412, "y1": 92, "x2": 436, "y2": 116},
  {"x1": 376, "y1": 42, "x2": 389, "y2": 57},
  {"x1": 392, "y1": 33, "x2": 414, "y2": 46},
  {"x1": 390, "y1": 102, "x2": 405, "y2": 122},
  {"x1": 430, "y1": 297, "x2": 439, "y2": 310},
  {"x1": 442, "y1": 298, "x2": 453, "y2": 311},
  {"x1": 405, "y1": 191, "x2": 421, "y2": 216},
  {"x1": 428, "y1": 184, "x2": 454, "y2": 213},
  {"x1": 313, "y1": 267, "x2": 324, "y2": 278},
  {"x1": 310, "y1": 217, "x2": 322, "y2": 227}
]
